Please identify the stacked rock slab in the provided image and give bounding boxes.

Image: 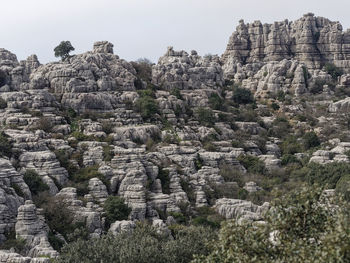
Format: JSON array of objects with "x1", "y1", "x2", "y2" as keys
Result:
[
  {"x1": 222, "y1": 13, "x2": 350, "y2": 75},
  {"x1": 15, "y1": 200, "x2": 58, "y2": 258}
]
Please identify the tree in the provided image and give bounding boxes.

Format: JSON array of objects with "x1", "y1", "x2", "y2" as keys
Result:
[
  {"x1": 232, "y1": 86, "x2": 254, "y2": 104},
  {"x1": 54, "y1": 41, "x2": 75, "y2": 60}
]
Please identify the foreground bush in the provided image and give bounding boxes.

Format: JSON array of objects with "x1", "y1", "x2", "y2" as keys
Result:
[
  {"x1": 193, "y1": 186, "x2": 350, "y2": 262},
  {"x1": 103, "y1": 196, "x2": 131, "y2": 227},
  {"x1": 55, "y1": 224, "x2": 216, "y2": 263}
]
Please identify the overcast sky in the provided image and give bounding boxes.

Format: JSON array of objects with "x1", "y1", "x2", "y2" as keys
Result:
[{"x1": 1, "y1": 0, "x2": 350, "y2": 64}]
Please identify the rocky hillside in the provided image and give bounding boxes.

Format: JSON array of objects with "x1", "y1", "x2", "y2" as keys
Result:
[{"x1": 1, "y1": 13, "x2": 350, "y2": 262}]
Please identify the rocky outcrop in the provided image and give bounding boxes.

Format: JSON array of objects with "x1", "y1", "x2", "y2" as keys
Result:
[
  {"x1": 222, "y1": 13, "x2": 350, "y2": 72},
  {"x1": 152, "y1": 47, "x2": 224, "y2": 90},
  {"x1": 15, "y1": 200, "x2": 58, "y2": 258},
  {"x1": 215, "y1": 198, "x2": 270, "y2": 222}
]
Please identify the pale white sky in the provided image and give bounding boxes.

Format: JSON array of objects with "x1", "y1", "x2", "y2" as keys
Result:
[{"x1": 1, "y1": 0, "x2": 349, "y2": 63}]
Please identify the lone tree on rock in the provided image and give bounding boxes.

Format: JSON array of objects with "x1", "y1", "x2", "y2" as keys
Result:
[{"x1": 54, "y1": 41, "x2": 75, "y2": 60}]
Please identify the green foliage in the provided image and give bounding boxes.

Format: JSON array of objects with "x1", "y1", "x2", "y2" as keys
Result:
[
  {"x1": 39, "y1": 195, "x2": 88, "y2": 249},
  {"x1": 134, "y1": 89, "x2": 159, "y2": 120},
  {"x1": 268, "y1": 117, "x2": 291, "y2": 138},
  {"x1": 194, "y1": 186, "x2": 350, "y2": 263},
  {"x1": 232, "y1": 86, "x2": 254, "y2": 104},
  {"x1": 131, "y1": 58, "x2": 153, "y2": 87},
  {"x1": 54, "y1": 41, "x2": 75, "y2": 60},
  {"x1": 306, "y1": 162, "x2": 350, "y2": 188},
  {"x1": 303, "y1": 131, "x2": 320, "y2": 149},
  {"x1": 170, "y1": 88, "x2": 183, "y2": 100},
  {"x1": 0, "y1": 229, "x2": 26, "y2": 253},
  {"x1": 0, "y1": 131, "x2": 12, "y2": 158},
  {"x1": 270, "y1": 102, "x2": 280, "y2": 111},
  {"x1": 11, "y1": 182, "x2": 24, "y2": 197},
  {"x1": 103, "y1": 145, "x2": 113, "y2": 161},
  {"x1": 196, "y1": 107, "x2": 215, "y2": 127},
  {"x1": 281, "y1": 154, "x2": 300, "y2": 166},
  {"x1": 56, "y1": 224, "x2": 216, "y2": 263},
  {"x1": 324, "y1": 63, "x2": 343, "y2": 80},
  {"x1": 336, "y1": 174, "x2": 350, "y2": 201},
  {"x1": 208, "y1": 93, "x2": 224, "y2": 110},
  {"x1": 310, "y1": 79, "x2": 325, "y2": 94},
  {"x1": 237, "y1": 155, "x2": 266, "y2": 175},
  {"x1": 101, "y1": 121, "x2": 114, "y2": 134},
  {"x1": 280, "y1": 136, "x2": 303, "y2": 154},
  {"x1": 157, "y1": 167, "x2": 170, "y2": 194},
  {"x1": 0, "y1": 97, "x2": 7, "y2": 109},
  {"x1": 103, "y1": 196, "x2": 131, "y2": 227},
  {"x1": 23, "y1": 169, "x2": 49, "y2": 195},
  {"x1": 302, "y1": 66, "x2": 309, "y2": 87},
  {"x1": 36, "y1": 117, "x2": 53, "y2": 133}
]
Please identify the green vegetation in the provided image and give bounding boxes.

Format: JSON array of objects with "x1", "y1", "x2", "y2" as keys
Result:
[
  {"x1": 103, "y1": 196, "x2": 131, "y2": 227},
  {"x1": 324, "y1": 63, "x2": 343, "y2": 80},
  {"x1": 303, "y1": 131, "x2": 320, "y2": 149},
  {"x1": 194, "y1": 186, "x2": 350, "y2": 263},
  {"x1": 237, "y1": 155, "x2": 266, "y2": 175},
  {"x1": 208, "y1": 92, "x2": 224, "y2": 110},
  {"x1": 157, "y1": 167, "x2": 171, "y2": 194},
  {"x1": 0, "y1": 97, "x2": 7, "y2": 109},
  {"x1": 196, "y1": 107, "x2": 215, "y2": 127},
  {"x1": 54, "y1": 41, "x2": 75, "y2": 60},
  {"x1": 23, "y1": 169, "x2": 49, "y2": 195},
  {"x1": 232, "y1": 86, "x2": 254, "y2": 104},
  {"x1": 55, "y1": 224, "x2": 216, "y2": 263},
  {"x1": 0, "y1": 229, "x2": 26, "y2": 253},
  {"x1": 134, "y1": 89, "x2": 159, "y2": 120},
  {"x1": 0, "y1": 131, "x2": 12, "y2": 158}
]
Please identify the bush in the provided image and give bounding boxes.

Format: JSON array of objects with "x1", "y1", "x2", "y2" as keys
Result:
[
  {"x1": 303, "y1": 131, "x2": 320, "y2": 149},
  {"x1": 0, "y1": 132, "x2": 12, "y2": 158},
  {"x1": 36, "y1": 117, "x2": 53, "y2": 133},
  {"x1": 196, "y1": 107, "x2": 215, "y2": 127},
  {"x1": 0, "y1": 229, "x2": 26, "y2": 253},
  {"x1": 280, "y1": 136, "x2": 303, "y2": 154},
  {"x1": 170, "y1": 88, "x2": 183, "y2": 100},
  {"x1": 336, "y1": 174, "x2": 350, "y2": 201},
  {"x1": 237, "y1": 155, "x2": 266, "y2": 175},
  {"x1": 157, "y1": 167, "x2": 170, "y2": 194},
  {"x1": 56, "y1": 224, "x2": 216, "y2": 263},
  {"x1": 324, "y1": 63, "x2": 343, "y2": 80},
  {"x1": 232, "y1": 87, "x2": 254, "y2": 104},
  {"x1": 208, "y1": 93, "x2": 224, "y2": 110},
  {"x1": 134, "y1": 90, "x2": 159, "y2": 120},
  {"x1": 0, "y1": 97, "x2": 7, "y2": 109},
  {"x1": 101, "y1": 121, "x2": 114, "y2": 134},
  {"x1": 310, "y1": 79, "x2": 325, "y2": 94},
  {"x1": 23, "y1": 169, "x2": 49, "y2": 195},
  {"x1": 103, "y1": 196, "x2": 131, "y2": 227},
  {"x1": 194, "y1": 186, "x2": 350, "y2": 263}
]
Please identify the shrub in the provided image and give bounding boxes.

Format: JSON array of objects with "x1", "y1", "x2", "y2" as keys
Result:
[
  {"x1": 208, "y1": 93, "x2": 224, "y2": 110},
  {"x1": 157, "y1": 167, "x2": 170, "y2": 194},
  {"x1": 310, "y1": 79, "x2": 325, "y2": 94},
  {"x1": 101, "y1": 121, "x2": 114, "y2": 134},
  {"x1": 103, "y1": 196, "x2": 131, "y2": 227},
  {"x1": 270, "y1": 102, "x2": 280, "y2": 111},
  {"x1": 232, "y1": 86, "x2": 254, "y2": 104},
  {"x1": 0, "y1": 97, "x2": 7, "y2": 109},
  {"x1": 0, "y1": 132, "x2": 12, "y2": 158},
  {"x1": 134, "y1": 90, "x2": 159, "y2": 120},
  {"x1": 170, "y1": 88, "x2": 183, "y2": 100},
  {"x1": 23, "y1": 169, "x2": 49, "y2": 195},
  {"x1": 56, "y1": 224, "x2": 216, "y2": 263},
  {"x1": 237, "y1": 155, "x2": 266, "y2": 175},
  {"x1": 131, "y1": 58, "x2": 153, "y2": 83},
  {"x1": 103, "y1": 145, "x2": 113, "y2": 161},
  {"x1": 281, "y1": 154, "x2": 301, "y2": 166},
  {"x1": 0, "y1": 229, "x2": 26, "y2": 253},
  {"x1": 194, "y1": 186, "x2": 350, "y2": 263},
  {"x1": 280, "y1": 136, "x2": 303, "y2": 154},
  {"x1": 336, "y1": 174, "x2": 350, "y2": 201},
  {"x1": 196, "y1": 107, "x2": 215, "y2": 127},
  {"x1": 324, "y1": 63, "x2": 343, "y2": 80},
  {"x1": 303, "y1": 131, "x2": 320, "y2": 149}
]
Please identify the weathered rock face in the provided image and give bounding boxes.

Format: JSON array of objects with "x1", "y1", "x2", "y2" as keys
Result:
[
  {"x1": 29, "y1": 41, "x2": 137, "y2": 113},
  {"x1": 152, "y1": 47, "x2": 224, "y2": 90},
  {"x1": 222, "y1": 13, "x2": 350, "y2": 73},
  {"x1": 215, "y1": 198, "x2": 269, "y2": 222},
  {"x1": 15, "y1": 200, "x2": 58, "y2": 258}
]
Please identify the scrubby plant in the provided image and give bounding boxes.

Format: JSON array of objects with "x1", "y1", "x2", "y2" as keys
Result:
[
  {"x1": 237, "y1": 155, "x2": 266, "y2": 175},
  {"x1": 23, "y1": 169, "x2": 49, "y2": 195},
  {"x1": 170, "y1": 88, "x2": 183, "y2": 100},
  {"x1": 0, "y1": 97, "x2": 7, "y2": 109},
  {"x1": 232, "y1": 86, "x2": 254, "y2": 104},
  {"x1": 194, "y1": 186, "x2": 350, "y2": 263},
  {"x1": 0, "y1": 131, "x2": 12, "y2": 158},
  {"x1": 157, "y1": 167, "x2": 171, "y2": 194},
  {"x1": 303, "y1": 131, "x2": 320, "y2": 149},
  {"x1": 196, "y1": 107, "x2": 215, "y2": 127},
  {"x1": 134, "y1": 89, "x2": 159, "y2": 120},
  {"x1": 324, "y1": 63, "x2": 343, "y2": 80},
  {"x1": 208, "y1": 92, "x2": 224, "y2": 111},
  {"x1": 56, "y1": 224, "x2": 216, "y2": 263},
  {"x1": 103, "y1": 196, "x2": 131, "y2": 227}
]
